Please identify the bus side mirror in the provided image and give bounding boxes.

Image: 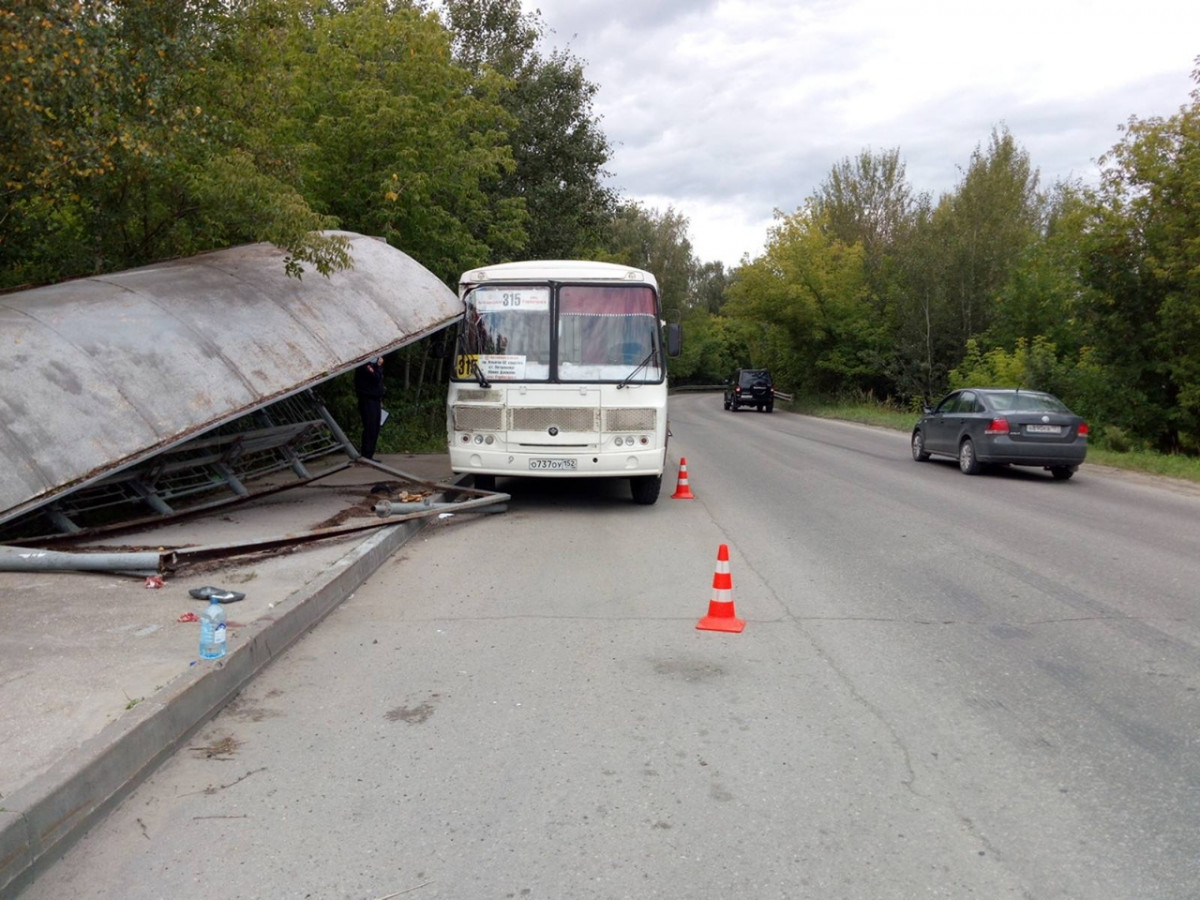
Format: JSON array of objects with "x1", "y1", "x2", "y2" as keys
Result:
[{"x1": 665, "y1": 323, "x2": 682, "y2": 358}]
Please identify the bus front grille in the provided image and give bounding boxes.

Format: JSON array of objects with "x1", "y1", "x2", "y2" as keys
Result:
[
  {"x1": 508, "y1": 407, "x2": 599, "y2": 433},
  {"x1": 453, "y1": 405, "x2": 505, "y2": 431},
  {"x1": 603, "y1": 408, "x2": 656, "y2": 432}
]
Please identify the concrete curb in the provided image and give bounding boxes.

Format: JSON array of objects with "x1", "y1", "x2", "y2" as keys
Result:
[{"x1": 0, "y1": 512, "x2": 430, "y2": 897}]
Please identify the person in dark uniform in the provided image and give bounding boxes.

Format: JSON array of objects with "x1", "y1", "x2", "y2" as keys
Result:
[{"x1": 354, "y1": 356, "x2": 385, "y2": 460}]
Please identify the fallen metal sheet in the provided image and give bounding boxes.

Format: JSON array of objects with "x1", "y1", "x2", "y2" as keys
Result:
[{"x1": 0, "y1": 232, "x2": 460, "y2": 528}]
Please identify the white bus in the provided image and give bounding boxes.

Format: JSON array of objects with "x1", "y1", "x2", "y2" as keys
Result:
[{"x1": 446, "y1": 260, "x2": 682, "y2": 504}]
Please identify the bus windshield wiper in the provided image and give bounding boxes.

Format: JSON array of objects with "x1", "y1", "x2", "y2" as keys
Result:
[
  {"x1": 617, "y1": 348, "x2": 656, "y2": 389},
  {"x1": 472, "y1": 360, "x2": 491, "y2": 388}
]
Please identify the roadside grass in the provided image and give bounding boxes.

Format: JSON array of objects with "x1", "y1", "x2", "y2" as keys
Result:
[{"x1": 788, "y1": 397, "x2": 1200, "y2": 485}]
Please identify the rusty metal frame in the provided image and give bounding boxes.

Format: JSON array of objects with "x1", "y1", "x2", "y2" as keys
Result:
[{"x1": 0, "y1": 390, "x2": 352, "y2": 542}]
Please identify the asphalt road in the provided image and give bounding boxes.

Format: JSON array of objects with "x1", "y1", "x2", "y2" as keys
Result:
[{"x1": 22, "y1": 393, "x2": 1200, "y2": 899}]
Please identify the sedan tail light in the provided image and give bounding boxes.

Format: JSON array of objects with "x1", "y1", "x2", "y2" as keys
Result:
[
  {"x1": 1079, "y1": 422, "x2": 1089, "y2": 438},
  {"x1": 984, "y1": 417, "x2": 1010, "y2": 435}
]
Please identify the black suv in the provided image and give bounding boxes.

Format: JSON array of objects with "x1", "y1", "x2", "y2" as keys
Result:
[{"x1": 724, "y1": 368, "x2": 774, "y2": 412}]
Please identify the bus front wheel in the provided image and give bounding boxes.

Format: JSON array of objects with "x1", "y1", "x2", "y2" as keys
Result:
[{"x1": 630, "y1": 474, "x2": 662, "y2": 505}]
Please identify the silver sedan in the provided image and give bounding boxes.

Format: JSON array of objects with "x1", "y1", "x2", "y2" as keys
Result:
[{"x1": 911, "y1": 388, "x2": 1089, "y2": 479}]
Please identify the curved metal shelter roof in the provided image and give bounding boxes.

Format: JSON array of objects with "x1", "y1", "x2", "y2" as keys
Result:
[{"x1": 0, "y1": 232, "x2": 459, "y2": 526}]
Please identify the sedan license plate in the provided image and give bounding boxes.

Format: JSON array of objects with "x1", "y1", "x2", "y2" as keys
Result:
[
  {"x1": 529, "y1": 457, "x2": 576, "y2": 471},
  {"x1": 1025, "y1": 424, "x2": 1063, "y2": 434}
]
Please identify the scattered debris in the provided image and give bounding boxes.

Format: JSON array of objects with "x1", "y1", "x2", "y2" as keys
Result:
[
  {"x1": 182, "y1": 766, "x2": 267, "y2": 797},
  {"x1": 191, "y1": 735, "x2": 242, "y2": 759},
  {"x1": 188, "y1": 585, "x2": 246, "y2": 603},
  {"x1": 314, "y1": 483, "x2": 434, "y2": 529}
]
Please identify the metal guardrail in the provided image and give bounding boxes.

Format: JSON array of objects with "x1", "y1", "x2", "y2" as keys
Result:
[{"x1": 670, "y1": 384, "x2": 794, "y2": 402}]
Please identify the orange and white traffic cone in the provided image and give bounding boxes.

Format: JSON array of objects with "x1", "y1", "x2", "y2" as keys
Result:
[
  {"x1": 696, "y1": 544, "x2": 745, "y2": 633},
  {"x1": 670, "y1": 457, "x2": 695, "y2": 499}
]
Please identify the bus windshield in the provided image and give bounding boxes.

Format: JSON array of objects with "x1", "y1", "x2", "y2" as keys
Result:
[{"x1": 459, "y1": 283, "x2": 661, "y2": 383}]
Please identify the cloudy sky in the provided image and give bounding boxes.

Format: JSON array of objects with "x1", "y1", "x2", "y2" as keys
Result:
[{"x1": 518, "y1": 0, "x2": 1199, "y2": 267}]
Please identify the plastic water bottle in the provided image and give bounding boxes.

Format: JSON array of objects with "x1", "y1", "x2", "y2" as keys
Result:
[{"x1": 199, "y1": 598, "x2": 227, "y2": 659}]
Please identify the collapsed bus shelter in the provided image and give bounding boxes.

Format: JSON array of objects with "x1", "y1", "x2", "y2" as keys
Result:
[{"x1": 0, "y1": 231, "x2": 482, "y2": 549}]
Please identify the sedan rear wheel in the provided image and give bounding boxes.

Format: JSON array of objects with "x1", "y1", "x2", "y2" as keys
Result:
[
  {"x1": 911, "y1": 430, "x2": 930, "y2": 462},
  {"x1": 1049, "y1": 466, "x2": 1075, "y2": 481},
  {"x1": 958, "y1": 438, "x2": 982, "y2": 475}
]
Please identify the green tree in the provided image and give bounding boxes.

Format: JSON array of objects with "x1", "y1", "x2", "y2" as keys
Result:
[
  {"x1": 936, "y1": 126, "x2": 1042, "y2": 344},
  {"x1": 0, "y1": 0, "x2": 348, "y2": 289},
  {"x1": 949, "y1": 336, "x2": 1066, "y2": 392},
  {"x1": 812, "y1": 147, "x2": 915, "y2": 285},
  {"x1": 811, "y1": 147, "x2": 920, "y2": 397},
  {"x1": 885, "y1": 195, "x2": 958, "y2": 403},
  {"x1": 262, "y1": 0, "x2": 524, "y2": 283},
  {"x1": 726, "y1": 206, "x2": 873, "y2": 395},
  {"x1": 883, "y1": 128, "x2": 1041, "y2": 404},
  {"x1": 949, "y1": 180, "x2": 1108, "y2": 408},
  {"x1": 440, "y1": 0, "x2": 615, "y2": 260},
  {"x1": 985, "y1": 182, "x2": 1092, "y2": 355},
  {"x1": 691, "y1": 260, "x2": 730, "y2": 315},
  {"x1": 1077, "y1": 59, "x2": 1200, "y2": 451}
]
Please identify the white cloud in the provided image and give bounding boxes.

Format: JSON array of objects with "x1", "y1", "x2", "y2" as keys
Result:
[{"x1": 521, "y1": 0, "x2": 1199, "y2": 266}]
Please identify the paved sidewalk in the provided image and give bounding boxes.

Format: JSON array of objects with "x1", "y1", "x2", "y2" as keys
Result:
[{"x1": 0, "y1": 454, "x2": 462, "y2": 896}]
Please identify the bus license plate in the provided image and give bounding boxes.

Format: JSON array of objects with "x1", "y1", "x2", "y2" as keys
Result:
[{"x1": 529, "y1": 458, "x2": 576, "y2": 471}]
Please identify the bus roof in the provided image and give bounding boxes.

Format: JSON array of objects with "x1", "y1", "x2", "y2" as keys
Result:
[{"x1": 459, "y1": 260, "x2": 658, "y2": 291}]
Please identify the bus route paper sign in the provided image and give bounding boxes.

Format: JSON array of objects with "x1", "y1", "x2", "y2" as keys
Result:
[
  {"x1": 478, "y1": 355, "x2": 527, "y2": 380},
  {"x1": 472, "y1": 287, "x2": 550, "y2": 313}
]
